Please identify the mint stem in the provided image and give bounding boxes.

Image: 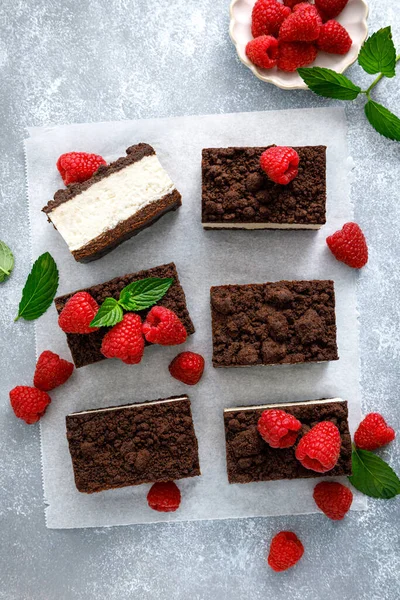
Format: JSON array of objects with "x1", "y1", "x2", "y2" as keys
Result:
[
  {"x1": 0, "y1": 266, "x2": 10, "y2": 275},
  {"x1": 364, "y1": 54, "x2": 400, "y2": 99}
]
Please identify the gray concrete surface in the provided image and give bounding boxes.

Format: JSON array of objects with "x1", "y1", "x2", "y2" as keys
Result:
[{"x1": 0, "y1": 1, "x2": 399, "y2": 598}]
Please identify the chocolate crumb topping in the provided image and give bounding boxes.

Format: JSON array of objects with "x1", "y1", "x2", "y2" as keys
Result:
[
  {"x1": 202, "y1": 146, "x2": 326, "y2": 226},
  {"x1": 211, "y1": 280, "x2": 338, "y2": 367}
]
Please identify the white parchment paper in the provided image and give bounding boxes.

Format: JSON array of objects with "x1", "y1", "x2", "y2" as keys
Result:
[{"x1": 24, "y1": 108, "x2": 366, "y2": 529}]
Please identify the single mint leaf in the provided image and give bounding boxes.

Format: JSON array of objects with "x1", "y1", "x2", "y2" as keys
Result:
[
  {"x1": 15, "y1": 252, "x2": 59, "y2": 321},
  {"x1": 297, "y1": 67, "x2": 361, "y2": 100},
  {"x1": 358, "y1": 27, "x2": 396, "y2": 78},
  {"x1": 365, "y1": 100, "x2": 400, "y2": 141},
  {"x1": 0, "y1": 240, "x2": 14, "y2": 283},
  {"x1": 349, "y1": 448, "x2": 400, "y2": 499},
  {"x1": 90, "y1": 297, "x2": 123, "y2": 328},
  {"x1": 119, "y1": 277, "x2": 174, "y2": 311}
]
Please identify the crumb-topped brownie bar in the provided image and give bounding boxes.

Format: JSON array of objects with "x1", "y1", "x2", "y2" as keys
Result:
[
  {"x1": 43, "y1": 143, "x2": 181, "y2": 262},
  {"x1": 202, "y1": 146, "x2": 326, "y2": 229},
  {"x1": 55, "y1": 262, "x2": 194, "y2": 368},
  {"x1": 224, "y1": 399, "x2": 352, "y2": 484},
  {"x1": 211, "y1": 280, "x2": 338, "y2": 367},
  {"x1": 66, "y1": 395, "x2": 201, "y2": 493}
]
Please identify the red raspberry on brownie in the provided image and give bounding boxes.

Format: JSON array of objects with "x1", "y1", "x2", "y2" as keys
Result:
[
  {"x1": 257, "y1": 409, "x2": 302, "y2": 448},
  {"x1": 251, "y1": 0, "x2": 291, "y2": 38},
  {"x1": 354, "y1": 413, "x2": 396, "y2": 451},
  {"x1": 58, "y1": 291, "x2": 100, "y2": 334},
  {"x1": 295, "y1": 421, "x2": 341, "y2": 473},
  {"x1": 142, "y1": 306, "x2": 187, "y2": 346},
  {"x1": 279, "y1": 3, "x2": 322, "y2": 43},
  {"x1": 147, "y1": 481, "x2": 181, "y2": 512},
  {"x1": 260, "y1": 146, "x2": 300, "y2": 185},
  {"x1": 57, "y1": 152, "x2": 106, "y2": 186},
  {"x1": 169, "y1": 352, "x2": 205, "y2": 385},
  {"x1": 326, "y1": 222, "x2": 368, "y2": 269},
  {"x1": 315, "y1": 0, "x2": 349, "y2": 21},
  {"x1": 268, "y1": 531, "x2": 304, "y2": 572},
  {"x1": 246, "y1": 36, "x2": 279, "y2": 70},
  {"x1": 34, "y1": 351, "x2": 74, "y2": 391},
  {"x1": 101, "y1": 313, "x2": 144, "y2": 364},
  {"x1": 317, "y1": 20, "x2": 352, "y2": 55},
  {"x1": 313, "y1": 481, "x2": 353, "y2": 520},
  {"x1": 277, "y1": 41, "x2": 318, "y2": 72},
  {"x1": 10, "y1": 386, "x2": 51, "y2": 424}
]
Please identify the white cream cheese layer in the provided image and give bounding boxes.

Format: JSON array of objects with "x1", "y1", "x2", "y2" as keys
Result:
[
  {"x1": 70, "y1": 396, "x2": 188, "y2": 417},
  {"x1": 202, "y1": 222, "x2": 321, "y2": 230},
  {"x1": 50, "y1": 154, "x2": 176, "y2": 251},
  {"x1": 224, "y1": 398, "x2": 343, "y2": 413}
]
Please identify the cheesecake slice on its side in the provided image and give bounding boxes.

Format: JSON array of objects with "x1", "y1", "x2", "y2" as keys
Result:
[{"x1": 43, "y1": 143, "x2": 181, "y2": 262}]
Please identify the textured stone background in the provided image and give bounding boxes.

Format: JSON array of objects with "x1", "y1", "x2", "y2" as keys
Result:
[{"x1": 0, "y1": 1, "x2": 399, "y2": 598}]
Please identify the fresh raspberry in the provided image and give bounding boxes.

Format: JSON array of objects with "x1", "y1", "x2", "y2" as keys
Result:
[
  {"x1": 10, "y1": 386, "x2": 51, "y2": 424},
  {"x1": 279, "y1": 3, "x2": 322, "y2": 42},
  {"x1": 251, "y1": 0, "x2": 291, "y2": 38},
  {"x1": 283, "y1": 0, "x2": 308, "y2": 7},
  {"x1": 169, "y1": 352, "x2": 205, "y2": 385},
  {"x1": 260, "y1": 146, "x2": 300, "y2": 185},
  {"x1": 34, "y1": 351, "x2": 74, "y2": 391},
  {"x1": 315, "y1": 0, "x2": 349, "y2": 20},
  {"x1": 246, "y1": 36, "x2": 279, "y2": 69},
  {"x1": 354, "y1": 413, "x2": 396, "y2": 451},
  {"x1": 257, "y1": 409, "x2": 302, "y2": 448},
  {"x1": 58, "y1": 291, "x2": 99, "y2": 334},
  {"x1": 147, "y1": 481, "x2": 181, "y2": 512},
  {"x1": 326, "y1": 222, "x2": 368, "y2": 269},
  {"x1": 277, "y1": 41, "x2": 317, "y2": 71},
  {"x1": 142, "y1": 306, "x2": 187, "y2": 346},
  {"x1": 101, "y1": 313, "x2": 144, "y2": 364},
  {"x1": 267, "y1": 531, "x2": 304, "y2": 572},
  {"x1": 317, "y1": 20, "x2": 352, "y2": 54},
  {"x1": 295, "y1": 421, "x2": 341, "y2": 473},
  {"x1": 313, "y1": 481, "x2": 353, "y2": 520},
  {"x1": 56, "y1": 152, "x2": 106, "y2": 186}
]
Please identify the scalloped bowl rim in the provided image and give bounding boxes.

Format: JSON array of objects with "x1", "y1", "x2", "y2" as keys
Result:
[{"x1": 229, "y1": 0, "x2": 369, "y2": 90}]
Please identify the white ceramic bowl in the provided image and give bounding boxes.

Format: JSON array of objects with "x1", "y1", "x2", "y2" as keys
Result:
[{"x1": 230, "y1": 0, "x2": 369, "y2": 90}]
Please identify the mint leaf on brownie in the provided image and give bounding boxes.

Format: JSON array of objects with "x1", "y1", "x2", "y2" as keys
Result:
[
  {"x1": 15, "y1": 252, "x2": 59, "y2": 321},
  {"x1": 119, "y1": 277, "x2": 174, "y2": 311},
  {"x1": 349, "y1": 447, "x2": 400, "y2": 499},
  {"x1": 0, "y1": 240, "x2": 14, "y2": 283},
  {"x1": 90, "y1": 297, "x2": 124, "y2": 328},
  {"x1": 358, "y1": 27, "x2": 396, "y2": 78}
]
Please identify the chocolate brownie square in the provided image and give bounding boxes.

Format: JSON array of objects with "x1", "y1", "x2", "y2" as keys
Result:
[
  {"x1": 211, "y1": 280, "x2": 338, "y2": 367},
  {"x1": 202, "y1": 146, "x2": 326, "y2": 229},
  {"x1": 55, "y1": 262, "x2": 194, "y2": 368},
  {"x1": 66, "y1": 395, "x2": 201, "y2": 493},
  {"x1": 224, "y1": 399, "x2": 352, "y2": 484}
]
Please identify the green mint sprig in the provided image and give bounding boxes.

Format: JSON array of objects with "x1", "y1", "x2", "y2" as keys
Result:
[
  {"x1": 90, "y1": 277, "x2": 173, "y2": 328},
  {"x1": 15, "y1": 252, "x2": 59, "y2": 321},
  {"x1": 0, "y1": 241, "x2": 14, "y2": 283},
  {"x1": 298, "y1": 27, "x2": 400, "y2": 141},
  {"x1": 349, "y1": 446, "x2": 400, "y2": 499}
]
